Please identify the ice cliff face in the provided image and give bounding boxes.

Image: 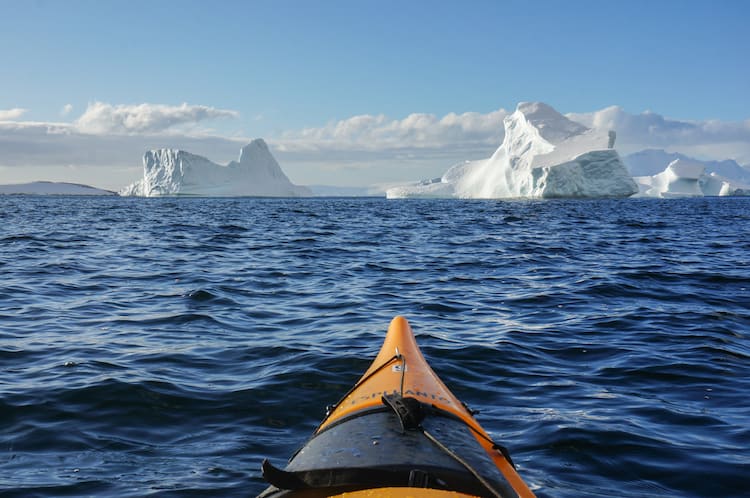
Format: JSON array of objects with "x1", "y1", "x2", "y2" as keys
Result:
[
  {"x1": 387, "y1": 102, "x2": 637, "y2": 199},
  {"x1": 634, "y1": 159, "x2": 750, "y2": 197},
  {"x1": 120, "y1": 139, "x2": 311, "y2": 197}
]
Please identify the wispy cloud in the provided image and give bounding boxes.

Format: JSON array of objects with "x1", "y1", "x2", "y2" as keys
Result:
[
  {"x1": 61, "y1": 104, "x2": 73, "y2": 116},
  {"x1": 0, "y1": 120, "x2": 244, "y2": 168},
  {"x1": 277, "y1": 108, "x2": 508, "y2": 153},
  {"x1": 0, "y1": 108, "x2": 28, "y2": 120},
  {"x1": 74, "y1": 102, "x2": 239, "y2": 134},
  {"x1": 566, "y1": 106, "x2": 750, "y2": 161}
]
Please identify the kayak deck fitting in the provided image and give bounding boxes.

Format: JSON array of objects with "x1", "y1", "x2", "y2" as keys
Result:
[{"x1": 258, "y1": 316, "x2": 536, "y2": 498}]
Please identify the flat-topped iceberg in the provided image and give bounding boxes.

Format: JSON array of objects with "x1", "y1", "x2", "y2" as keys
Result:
[
  {"x1": 634, "y1": 158, "x2": 750, "y2": 197},
  {"x1": 387, "y1": 102, "x2": 637, "y2": 199},
  {"x1": 120, "y1": 139, "x2": 311, "y2": 197}
]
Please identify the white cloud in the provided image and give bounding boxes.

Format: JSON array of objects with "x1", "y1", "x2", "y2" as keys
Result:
[
  {"x1": 278, "y1": 108, "x2": 508, "y2": 153},
  {"x1": 0, "y1": 108, "x2": 27, "y2": 120},
  {"x1": 74, "y1": 102, "x2": 240, "y2": 134},
  {"x1": 61, "y1": 104, "x2": 73, "y2": 116},
  {"x1": 566, "y1": 106, "x2": 750, "y2": 162}
]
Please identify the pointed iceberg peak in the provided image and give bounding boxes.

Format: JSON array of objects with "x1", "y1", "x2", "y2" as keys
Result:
[
  {"x1": 119, "y1": 137, "x2": 311, "y2": 197},
  {"x1": 239, "y1": 138, "x2": 271, "y2": 164},
  {"x1": 513, "y1": 101, "x2": 588, "y2": 144},
  {"x1": 516, "y1": 101, "x2": 560, "y2": 117}
]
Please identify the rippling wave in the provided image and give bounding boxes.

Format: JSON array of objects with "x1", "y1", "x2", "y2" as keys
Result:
[{"x1": 1, "y1": 196, "x2": 748, "y2": 497}]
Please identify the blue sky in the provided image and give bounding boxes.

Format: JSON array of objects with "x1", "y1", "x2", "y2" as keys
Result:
[{"x1": 1, "y1": 0, "x2": 749, "y2": 189}]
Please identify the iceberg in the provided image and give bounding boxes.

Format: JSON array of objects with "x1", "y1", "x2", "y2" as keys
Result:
[
  {"x1": 120, "y1": 139, "x2": 311, "y2": 197},
  {"x1": 387, "y1": 102, "x2": 637, "y2": 199},
  {"x1": 634, "y1": 158, "x2": 750, "y2": 197},
  {"x1": 700, "y1": 173, "x2": 750, "y2": 197},
  {"x1": 624, "y1": 149, "x2": 750, "y2": 183}
]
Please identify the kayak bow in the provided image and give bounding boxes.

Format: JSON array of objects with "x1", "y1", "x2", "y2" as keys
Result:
[{"x1": 259, "y1": 316, "x2": 535, "y2": 498}]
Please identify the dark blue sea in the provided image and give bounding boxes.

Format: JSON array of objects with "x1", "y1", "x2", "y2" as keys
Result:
[{"x1": 1, "y1": 196, "x2": 748, "y2": 498}]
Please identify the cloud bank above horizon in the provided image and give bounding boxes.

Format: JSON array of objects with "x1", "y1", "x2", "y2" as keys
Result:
[
  {"x1": 74, "y1": 102, "x2": 239, "y2": 135},
  {"x1": 0, "y1": 108, "x2": 28, "y2": 121},
  {"x1": 1, "y1": 101, "x2": 749, "y2": 190},
  {"x1": 277, "y1": 109, "x2": 509, "y2": 153}
]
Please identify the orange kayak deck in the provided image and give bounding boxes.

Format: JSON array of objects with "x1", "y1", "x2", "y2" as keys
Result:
[
  {"x1": 259, "y1": 316, "x2": 536, "y2": 498},
  {"x1": 319, "y1": 315, "x2": 469, "y2": 430}
]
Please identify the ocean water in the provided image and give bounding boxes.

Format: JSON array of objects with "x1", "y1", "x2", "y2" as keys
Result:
[{"x1": 1, "y1": 196, "x2": 748, "y2": 498}]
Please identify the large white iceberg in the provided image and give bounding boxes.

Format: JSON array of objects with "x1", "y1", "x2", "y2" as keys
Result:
[
  {"x1": 120, "y1": 139, "x2": 311, "y2": 197},
  {"x1": 634, "y1": 158, "x2": 750, "y2": 197},
  {"x1": 387, "y1": 102, "x2": 637, "y2": 199}
]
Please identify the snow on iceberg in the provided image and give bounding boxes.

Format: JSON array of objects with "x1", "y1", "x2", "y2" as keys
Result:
[
  {"x1": 120, "y1": 139, "x2": 311, "y2": 197},
  {"x1": 387, "y1": 102, "x2": 637, "y2": 199},
  {"x1": 634, "y1": 158, "x2": 750, "y2": 197}
]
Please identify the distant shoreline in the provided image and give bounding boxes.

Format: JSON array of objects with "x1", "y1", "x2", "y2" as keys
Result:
[{"x1": 0, "y1": 181, "x2": 117, "y2": 196}]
